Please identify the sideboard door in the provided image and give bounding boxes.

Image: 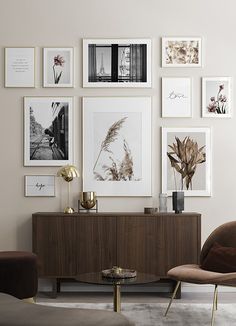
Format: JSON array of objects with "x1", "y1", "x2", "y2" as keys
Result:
[
  {"x1": 76, "y1": 216, "x2": 117, "y2": 273},
  {"x1": 116, "y1": 216, "x2": 163, "y2": 274},
  {"x1": 33, "y1": 216, "x2": 77, "y2": 277},
  {"x1": 161, "y1": 215, "x2": 200, "y2": 275}
]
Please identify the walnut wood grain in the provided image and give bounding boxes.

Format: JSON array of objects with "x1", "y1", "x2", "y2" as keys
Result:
[
  {"x1": 33, "y1": 215, "x2": 77, "y2": 277},
  {"x1": 76, "y1": 215, "x2": 117, "y2": 273},
  {"x1": 160, "y1": 215, "x2": 200, "y2": 276},
  {"x1": 116, "y1": 215, "x2": 163, "y2": 274},
  {"x1": 32, "y1": 212, "x2": 201, "y2": 286}
]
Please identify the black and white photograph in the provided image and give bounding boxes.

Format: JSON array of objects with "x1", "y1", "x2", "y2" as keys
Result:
[
  {"x1": 83, "y1": 39, "x2": 151, "y2": 87},
  {"x1": 43, "y1": 48, "x2": 74, "y2": 87},
  {"x1": 24, "y1": 97, "x2": 73, "y2": 166}
]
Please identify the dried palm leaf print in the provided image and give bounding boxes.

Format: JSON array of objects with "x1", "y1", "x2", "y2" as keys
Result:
[{"x1": 167, "y1": 136, "x2": 206, "y2": 190}]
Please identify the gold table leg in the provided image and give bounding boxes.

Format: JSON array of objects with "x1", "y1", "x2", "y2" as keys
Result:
[{"x1": 113, "y1": 284, "x2": 121, "y2": 312}]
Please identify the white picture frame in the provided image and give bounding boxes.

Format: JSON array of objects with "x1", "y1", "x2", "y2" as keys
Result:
[
  {"x1": 162, "y1": 77, "x2": 192, "y2": 117},
  {"x1": 83, "y1": 39, "x2": 152, "y2": 88},
  {"x1": 24, "y1": 97, "x2": 74, "y2": 166},
  {"x1": 83, "y1": 97, "x2": 152, "y2": 196},
  {"x1": 43, "y1": 47, "x2": 74, "y2": 87},
  {"x1": 5, "y1": 47, "x2": 35, "y2": 87},
  {"x1": 162, "y1": 37, "x2": 202, "y2": 67},
  {"x1": 202, "y1": 77, "x2": 232, "y2": 118},
  {"x1": 25, "y1": 175, "x2": 55, "y2": 197},
  {"x1": 162, "y1": 127, "x2": 211, "y2": 196}
]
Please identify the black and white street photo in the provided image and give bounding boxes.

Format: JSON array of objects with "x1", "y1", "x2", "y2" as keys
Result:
[
  {"x1": 24, "y1": 97, "x2": 73, "y2": 166},
  {"x1": 83, "y1": 39, "x2": 151, "y2": 87}
]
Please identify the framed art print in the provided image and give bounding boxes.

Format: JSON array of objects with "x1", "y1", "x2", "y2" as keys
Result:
[
  {"x1": 83, "y1": 39, "x2": 152, "y2": 87},
  {"x1": 162, "y1": 127, "x2": 211, "y2": 196},
  {"x1": 24, "y1": 97, "x2": 73, "y2": 166},
  {"x1": 25, "y1": 175, "x2": 55, "y2": 197},
  {"x1": 83, "y1": 97, "x2": 152, "y2": 196},
  {"x1": 202, "y1": 77, "x2": 232, "y2": 118},
  {"x1": 162, "y1": 37, "x2": 202, "y2": 67},
  {"x1": 5, "y1": 47, "x2": 35, "y2": 87},
  {"x1": 43, "y1": 47, "x2": 74, "y2": 87},
  {"x1": 162, "y1": 77, "x2": 192, "y2": 117}
]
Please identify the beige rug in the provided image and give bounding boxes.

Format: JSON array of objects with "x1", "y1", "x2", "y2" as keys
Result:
[{"x1": 37, "y1": 302, "x2": 236, "y2": 325}]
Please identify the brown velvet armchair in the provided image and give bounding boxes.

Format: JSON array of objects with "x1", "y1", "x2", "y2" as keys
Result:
[{"x1": 165, "y1": 221, "x2": 236, "y2": 326}]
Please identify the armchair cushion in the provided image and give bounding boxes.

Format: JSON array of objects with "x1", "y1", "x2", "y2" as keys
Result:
[{"x1": 201, "y1": 242, "x2": 236, "y2": 273}]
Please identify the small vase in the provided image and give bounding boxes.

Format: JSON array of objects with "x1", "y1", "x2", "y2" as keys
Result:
[
  {"x1": 159, "y1": 193, "x2": 167, "y2": 212},
  {"x1": 79, "y1": 191, "x2": 97, "y2": 210},
  {"x1": 172, "y1": 191, "x2": 184, "y2": 214}
]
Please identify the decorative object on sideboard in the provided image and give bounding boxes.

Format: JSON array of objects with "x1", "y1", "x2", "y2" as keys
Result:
[
  {"x1": 159, "y1": 193, "x2": 168, "y2": 212},
  {"x1": 172, "y1": 191, "x2": 184, "y2": 214},
  {"x1": 144, "y1": 207, "x2": 158, "y2": 214},
  {"x1": 57, "y1": 165, "x2": 79, "y2": 214},
  {"x1": 102, "y1": 266, "x2": 137, "y2": 279},
  {"x1": 78, "y1": 191, "x2": 98, "y2": 213}
]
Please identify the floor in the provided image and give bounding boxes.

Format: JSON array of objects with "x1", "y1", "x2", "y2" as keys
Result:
[{"x1": 36, "y1": 291, "x2": 236, "y2": 304}]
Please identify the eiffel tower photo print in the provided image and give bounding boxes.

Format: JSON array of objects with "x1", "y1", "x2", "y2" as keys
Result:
[{"x1": 83, "y1": 39, "x2": 151, "y2": 88}]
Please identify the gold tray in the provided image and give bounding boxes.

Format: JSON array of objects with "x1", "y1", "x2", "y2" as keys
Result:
[{"x1": 102, "y1": 267, "x2": 137, "y2": 279}]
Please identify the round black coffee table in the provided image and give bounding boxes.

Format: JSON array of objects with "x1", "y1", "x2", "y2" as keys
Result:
[{"x1": 76, "y1": 272, "x2": 159, "y2": 312}]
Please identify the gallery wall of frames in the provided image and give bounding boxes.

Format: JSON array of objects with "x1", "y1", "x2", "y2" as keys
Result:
[{"x1": 5, "y1": 38, "x2": 232, "y2": 198}]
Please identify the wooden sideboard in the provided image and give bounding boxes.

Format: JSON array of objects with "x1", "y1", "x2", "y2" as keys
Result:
[{"x1": 32, "y1": 212, "x2": 201, "y2": 296}]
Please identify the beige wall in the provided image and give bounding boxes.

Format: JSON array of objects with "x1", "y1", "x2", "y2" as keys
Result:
[{"x1": 0, "y1": 0, "x2": 235, "y2": 251}]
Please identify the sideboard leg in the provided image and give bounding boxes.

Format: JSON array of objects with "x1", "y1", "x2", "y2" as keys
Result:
[
  {"x1": 52, "y1": 278, "x2": 60, "y2": 298},
  {"x1": 57, "y1": 278, "x2": 61, "y2": 293}
]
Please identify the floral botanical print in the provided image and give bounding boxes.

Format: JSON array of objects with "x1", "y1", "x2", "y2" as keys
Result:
[
  {"x1": 164, "y1": 40, "x2": 200, "y2": 65},
  {"x1": 207, "y1": 84, "x2": 227, "y2": 114},
  {"x1": 44, "y1": 48, "x2": 73, "y2": 87},
  {"x1": 53, "y1": 55, "x2": 65, "y2": 84}
]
